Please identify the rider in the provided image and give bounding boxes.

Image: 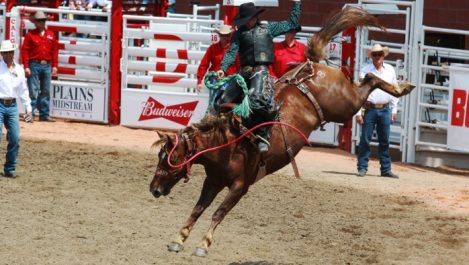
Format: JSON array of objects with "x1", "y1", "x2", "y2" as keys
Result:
[{"x1": 218, "y1": 0, "x2": 302, "y2": 153}]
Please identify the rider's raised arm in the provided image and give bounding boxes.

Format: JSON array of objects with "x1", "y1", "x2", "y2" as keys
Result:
[
  {"x1": 221, "y1": 30, "x2": 240, "y2": 73},
  {"x1": 268, "y1": 0, "x2": 301, "y2": 38}
]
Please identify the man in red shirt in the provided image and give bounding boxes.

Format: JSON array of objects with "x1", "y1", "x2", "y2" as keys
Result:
[
  {"x1": 271, "y1": 26, "x2": 306, "y2": 79},
  {"x1": 21, "y1": 11, "x2": 58, "y2": 122},
  {"x1": 196, "y1": 24, "x2": 240, "y2": 93}
]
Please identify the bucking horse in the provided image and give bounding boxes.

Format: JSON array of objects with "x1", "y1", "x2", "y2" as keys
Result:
[{"x1": 150, "y1": 6, "x2": 415, "y2": 257}]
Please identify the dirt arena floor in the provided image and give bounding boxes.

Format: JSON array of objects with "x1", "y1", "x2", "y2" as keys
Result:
[{"x1": 0, "y1": 120, "x2": 468, "y2": 265}]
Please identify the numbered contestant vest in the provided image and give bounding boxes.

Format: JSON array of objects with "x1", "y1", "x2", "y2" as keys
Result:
[{"x1": 239, "y1": 23, "x2": 274, "y2": 67}]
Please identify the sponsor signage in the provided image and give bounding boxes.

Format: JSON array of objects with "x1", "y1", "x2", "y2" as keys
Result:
[
  {"x1": 50, "y1": 82, "x2": 107, "y2": 122},
  {"x1": 138, "y1": 97, "x2": 198, "y2": 125},
  {"x1": 448, "y1": 65, "x2": 469, "y2": 152},
  {"x1": 121, "y1": 89, "x2": 209, "y2": 130}
]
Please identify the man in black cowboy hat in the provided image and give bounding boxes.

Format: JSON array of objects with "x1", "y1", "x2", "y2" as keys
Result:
[{"x1": 219, "y1": 0, "x2": 301, "y2": 153}]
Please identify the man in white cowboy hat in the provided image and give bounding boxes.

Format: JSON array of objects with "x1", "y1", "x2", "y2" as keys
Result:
[
  {"x1": 218, "y1": 0, "x2": 302, "y2": 153},
  {"x1": 21, "y1": 10, "x2": 58, "y2": 122},
  {"x1": 0, "y1": 40, "x2": 33, "y2": 178},
  {"x1": 356, "y1": 43, "x2": 399, "y2": 178},
  {"x1": 197, "y1": 24, "x2": 240, "y2": 113}
]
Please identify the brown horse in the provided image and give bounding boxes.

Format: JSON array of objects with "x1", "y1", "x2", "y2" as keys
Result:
[{"x1": 150, "y1": 6, "x2": 415, "y2": 257}]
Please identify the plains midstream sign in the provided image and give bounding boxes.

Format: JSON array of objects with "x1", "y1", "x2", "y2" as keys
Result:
[{"x1": 50, "y1": 82, "x2": 108, "y2": 123}]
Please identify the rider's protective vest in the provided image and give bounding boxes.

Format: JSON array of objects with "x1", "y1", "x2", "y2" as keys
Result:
[{"x1": 239, "y1": 23, "x2": 274, "y2": 67}]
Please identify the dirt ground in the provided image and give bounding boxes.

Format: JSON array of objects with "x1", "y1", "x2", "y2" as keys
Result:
[{"x1": 0, "y1": 120, "x2": 468, "y2": 265}]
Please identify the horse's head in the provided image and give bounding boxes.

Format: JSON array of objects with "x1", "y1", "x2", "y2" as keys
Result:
[{"x1": 150, "y1": 130, "x2": 195, "y2": 198}]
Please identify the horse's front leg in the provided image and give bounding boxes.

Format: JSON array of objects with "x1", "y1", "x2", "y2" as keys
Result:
[
  {"x1": 193, "y1": 182, "x2": 247, "y2": 257},
  {"x1": 168, "y1": 178, "x2": 224, "y2": 253}
]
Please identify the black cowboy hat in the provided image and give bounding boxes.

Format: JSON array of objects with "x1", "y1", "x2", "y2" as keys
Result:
[{"x1": 233, "y1": 2, "x2": 265, "y2": 27}]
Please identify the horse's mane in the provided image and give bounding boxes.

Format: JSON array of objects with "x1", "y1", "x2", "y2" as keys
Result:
[
  {"x1": 192, "y1": 114, "x2": 233, "y2": 133},
  {"x1": 307, "y1": 6, "x2": 384, "y2": 62}
]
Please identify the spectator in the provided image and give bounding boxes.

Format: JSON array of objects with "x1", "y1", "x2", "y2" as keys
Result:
[
  {"x1": 219, "y1": 0, "x2": 301, "y2": 153},
  {"x1": 69, "y1": 0, "x2": 89, "y2": 10},
  {"x1": 21, "y1": 11, "x2": 58, "y2": 122},
  {"x1": 88, "y1": 0, "x2": 112, "y2": 12},
  {"x1": 271, "y1": 26, "x2": 306, "y2": 79},
  {"x1": 356, "y1": 44, "x2": 399, "y2": 178},
  {"x1": 0, "y1": 40, "x2": 33, "y2": 178},
  {"x1": 196, "y1": 24, "x2": 239, "y2": 109},
  {"x1": 167, "y1": 0, "x2": 176, "y2": 13}
]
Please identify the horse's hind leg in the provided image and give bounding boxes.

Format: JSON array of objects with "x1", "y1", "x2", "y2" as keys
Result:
[
  {"x1": 193, "y1": 182, "x2": 247, "y2": 257},
  {"x1": 168, "y1": 178, "x2": 223, "y2": 253},
  {"x1": 364, "y1": 73, "x2": 415, "y2": 97}
]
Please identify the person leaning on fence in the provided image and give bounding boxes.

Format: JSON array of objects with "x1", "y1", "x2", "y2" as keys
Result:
[
  {"x1": 218, "y1": 0, "x2": 302, "y2": 153},
  {"x1": 196, "y1": 24, "x2": 240, "y2": 111},
  {"x1": 356, "y1": 44, "x2": 399, "y2": 179},
  {"x1": 88, "y1": 0, "x2": 112, "y2": 12},
  {"x1": 69, "y1": 0, "x2": 90, "y2": 10},
  {"x1": 0, "y1": 40, "x2": 33, "y2": 178},
  {"x1": 271, "y1": 25, "x2": 306, "y2": 79},
  {"x1": 21, "y1": 11, "x2": 58, "y2": 122}
]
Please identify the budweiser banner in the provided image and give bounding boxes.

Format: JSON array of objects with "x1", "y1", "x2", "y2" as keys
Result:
[
  {"x1": 448, "y1": 65, "x2": 469, "y2": 152},
  {"x1": 121, "y1": 90, "x2": 208, "y2": 130}
]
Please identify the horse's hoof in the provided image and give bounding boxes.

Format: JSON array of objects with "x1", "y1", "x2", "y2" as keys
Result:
[
  {"x1": 167, "y1": 242, "x2": 184, "y2": 253},
  {"x1": 192, "y1": 247, "x2": 208, "y2": 257}
]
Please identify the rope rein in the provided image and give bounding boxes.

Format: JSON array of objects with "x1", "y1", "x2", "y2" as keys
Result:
[
  {"x1": 203, "y1": 72, "x2": 252, "y2": 118},
  {"x1": 166, "y1": 121, "x2": 311, "y2": 169}
]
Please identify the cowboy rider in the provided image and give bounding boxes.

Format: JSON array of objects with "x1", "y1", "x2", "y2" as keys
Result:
[{"x1": 218, "y1": 0, "x2": 302, "y2": 153}]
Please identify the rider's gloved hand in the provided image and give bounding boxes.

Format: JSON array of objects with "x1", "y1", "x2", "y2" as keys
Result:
[{"x1": 216, "y1": 70, "x2": 225, "y2": 79}]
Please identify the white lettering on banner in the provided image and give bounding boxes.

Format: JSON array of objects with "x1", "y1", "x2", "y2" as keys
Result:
[
  {"x1": 141, "y1": 102, "x2": 193, "y2": 118},
  {"x1": 448, "y1": 67, "x2": 469, "y2": 152},
  {"x1": 138, "y1": 97, "x2": 198, "y2": 126},
  {"x1": 10, "y1": 17, "x2": 16, "y2": 44}
]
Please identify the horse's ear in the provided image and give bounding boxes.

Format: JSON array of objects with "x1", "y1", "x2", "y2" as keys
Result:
[
  {"x1": 152, "y1": 131, "x2": 170, "y2": 149},
  {"x1": 156, "y1": 130, "x2": 164, "y2": 139}
]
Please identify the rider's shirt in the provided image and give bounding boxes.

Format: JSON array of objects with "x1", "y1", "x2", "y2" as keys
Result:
[{"x1": 220, "y1": 1, "x2": 301, "y2": 72}]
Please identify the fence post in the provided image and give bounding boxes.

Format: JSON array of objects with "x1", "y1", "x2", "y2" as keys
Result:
[{"x1": 109, "y1": 1, "x2": 123, "y2": 125}]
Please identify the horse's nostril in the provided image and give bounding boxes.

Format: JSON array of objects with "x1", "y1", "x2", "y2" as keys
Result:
[{"x1": 152, "y1": 189, "x2": 161, "y2": 198}]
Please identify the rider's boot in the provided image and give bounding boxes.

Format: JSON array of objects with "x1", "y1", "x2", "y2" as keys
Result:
[{"x1": 256, "y1": 126, "x2": 271, "y2": 153}]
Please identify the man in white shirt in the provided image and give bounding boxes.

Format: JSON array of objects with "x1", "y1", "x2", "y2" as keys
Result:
[
  {"x1": 356, "y1": 44, "x2": 399, "y2": 178},
  {"x1": 0, "y1": 40, "x2": 33, "y2": 178}
]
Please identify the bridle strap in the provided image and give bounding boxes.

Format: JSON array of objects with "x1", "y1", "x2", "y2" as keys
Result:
[
  {"x1": 296, "y1": 82, "x2": 325, "y2": 124},
  {"x1": 279, "y1": 115, "x2": 301, "y2": 178},
  {"x1": 280, "y1": 60, "x2": 325, "y2": 124}
]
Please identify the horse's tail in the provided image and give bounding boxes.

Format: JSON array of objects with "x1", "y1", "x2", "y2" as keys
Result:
[{"x1": 307, "y1": 6, "x2": 385, "y2": 62}]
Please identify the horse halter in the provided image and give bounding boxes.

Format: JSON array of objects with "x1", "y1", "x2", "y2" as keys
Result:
[{"x1": 159, "y1": 128, "x2": 201, "y2": 183}]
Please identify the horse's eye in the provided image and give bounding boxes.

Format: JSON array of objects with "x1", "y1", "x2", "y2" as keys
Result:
[{"x1": 159, "y1": 151, "x2": 167, "y2": 162}]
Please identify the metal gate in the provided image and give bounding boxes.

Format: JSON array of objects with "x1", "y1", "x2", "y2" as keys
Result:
[
  {"x1": 351, "y1": 0, "x2": 424, "y2": 163},
  {"x1": 0, "y1": 3, "x2": 5, "y2": 42},
  {"x1": 413, "y1": 26, "x2": 469, "y2": 168}
]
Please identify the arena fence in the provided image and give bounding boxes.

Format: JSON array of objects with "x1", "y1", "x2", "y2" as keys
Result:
[
  {"x1": 0, "y1": 3, "x2": 5, "y2": 42},
  {"x1": 413, "y1": 26, "x2": 469, "y2": 168},
  {"x1": 10, "y1": 6, "x2": 110, "y2": 123},
  {"x1": 119, "y1": 14, "x2": 223, "y2": 129}
]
